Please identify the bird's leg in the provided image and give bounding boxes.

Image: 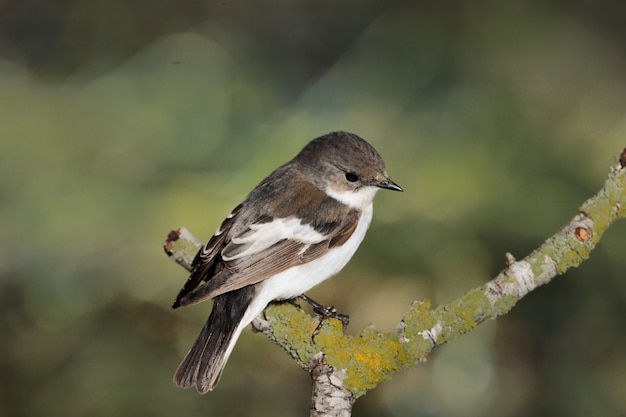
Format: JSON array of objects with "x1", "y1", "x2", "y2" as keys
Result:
[{"x1": 298, "y1": 294, "x2": 349, "y2": 338}]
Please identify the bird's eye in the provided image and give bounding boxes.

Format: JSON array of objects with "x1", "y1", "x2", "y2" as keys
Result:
[{"x1": 345, "y1": 172, "x2": 359, "y2": 182}]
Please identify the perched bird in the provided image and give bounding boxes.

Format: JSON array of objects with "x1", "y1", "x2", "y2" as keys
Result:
[{"x1": 172, "y1": 131, "x2": 402, "y2": 393}]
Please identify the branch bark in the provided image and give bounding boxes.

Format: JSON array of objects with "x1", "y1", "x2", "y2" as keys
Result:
[{"x1": 164, "y1": 148, "x2": 626, "y2": 417}]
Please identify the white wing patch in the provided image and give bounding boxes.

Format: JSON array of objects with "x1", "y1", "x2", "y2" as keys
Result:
[{"x1": 221, "y1": 217, "x2": 326, "y2": 262}]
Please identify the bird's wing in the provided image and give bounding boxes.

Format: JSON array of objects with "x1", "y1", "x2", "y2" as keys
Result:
[
  {"x1": 171, "y1": 204, "x2": 242, "y2": 308},
  {"x1": 176, "y1": 204, "x2": 360, "y2": 307}
]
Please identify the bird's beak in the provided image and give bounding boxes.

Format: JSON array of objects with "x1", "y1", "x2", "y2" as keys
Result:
[{"x1": 378, "y1": 178, "x2": 403, "y2": 192}]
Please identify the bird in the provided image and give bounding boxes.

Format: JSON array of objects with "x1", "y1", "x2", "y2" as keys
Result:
[{"x1": 172, "y1": 131, "x2": 402, "y2": 393}]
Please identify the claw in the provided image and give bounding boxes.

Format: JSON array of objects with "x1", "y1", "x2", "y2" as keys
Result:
[{"x1": 298, "y1": 294, "x2": 350, "y2": 339}]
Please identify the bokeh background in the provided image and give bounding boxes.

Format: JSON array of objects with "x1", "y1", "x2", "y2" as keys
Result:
[{"x1": 1, "y1": 1, "x2": 625, "y2": 416}]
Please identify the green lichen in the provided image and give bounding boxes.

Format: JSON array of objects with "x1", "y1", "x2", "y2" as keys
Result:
[
  {"x1": 400, "y1": 300, "x2": 436, "y2": 340},
  {"x1": 493, "y1": 295, "x2": 518, "y2": 315},
  {"x1": 263, "y1": 302, "x2": 320, "y2": 366},
  {"x1": 582, "y1": 170, "x2": 626, "y2": 231},
  {"x1": 322, "y1": 327, "x2": 403, "y2": 397},
  {"x1": 433, "y1": 289, "x2": 491, "y2": 341},
  {"x1": 397, "y1": 300, "x2": 438, "y2": 364},
  {"x1": 167, "y1": 233, "x2": 201, "y2": 266}
]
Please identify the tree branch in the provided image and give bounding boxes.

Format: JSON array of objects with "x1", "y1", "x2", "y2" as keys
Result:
[{"x1": 164, "y1": 147, "x2": 626, "y2": 417}]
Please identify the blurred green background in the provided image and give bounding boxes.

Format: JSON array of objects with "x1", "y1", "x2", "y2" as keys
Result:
[{"x1": 1, "y1": 1, "x2": 625, "y2": 416}]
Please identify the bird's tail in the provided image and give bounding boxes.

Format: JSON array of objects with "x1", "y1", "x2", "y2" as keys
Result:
[{"x1": 174, "y1": 287, "x2": 256, "y2": 393}]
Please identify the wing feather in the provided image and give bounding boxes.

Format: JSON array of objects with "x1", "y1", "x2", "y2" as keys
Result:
[
  {"x1": 177, "y1": 208, "x2": 360, "y2": 307},
  {"x1": 172, "y1": 204, "x2": 242, "y2": 308}
]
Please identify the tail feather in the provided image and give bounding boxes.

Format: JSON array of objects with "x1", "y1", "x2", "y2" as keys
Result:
[{"x1": 174, "y1": 286, "x2": 256, "y2": 393}]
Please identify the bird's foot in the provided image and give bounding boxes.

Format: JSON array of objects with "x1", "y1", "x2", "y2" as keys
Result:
[{"x1": 298, "y1": 294, "x2": 349, "y2": 339}]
